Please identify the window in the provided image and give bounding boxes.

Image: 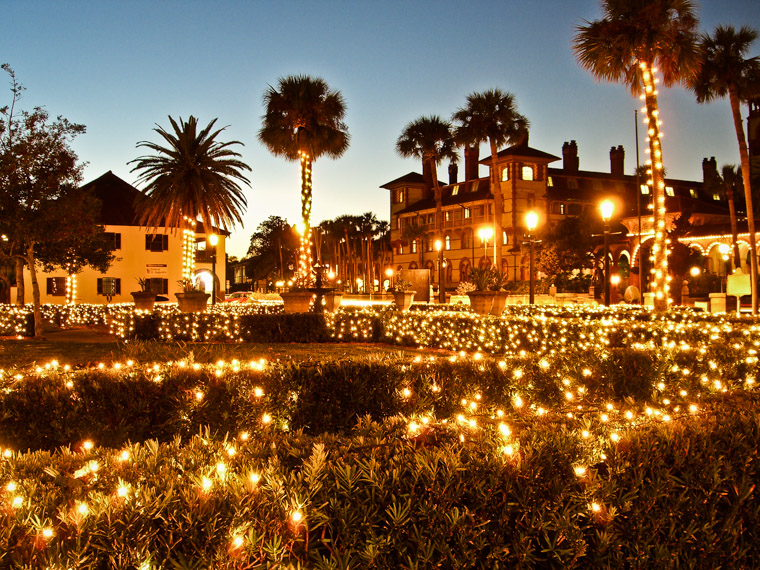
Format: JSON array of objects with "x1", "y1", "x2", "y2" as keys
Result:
[
  {"x1": 521, "y1": 166, "x2": 534, "y2": 181},
  {"x1": 713, "y1": 193, "x2": 721, "y2": 201},
  {"x1": 567, "y1": 178, "x2": 578, "y2": 189},
  {"x1": 444, "y1": 210, "x2": 452, "y2": 222},
  {"x1": 547, "y1": 176, "x2": 553, "y2": 187},
  {"x1": 501, "y1": 167, "x2": 509, "y2": 182},
  {"x1": 463, "y1": 207, "x2": 471, "y2": 219},
  {"x1": 104, "y1": 232, "x2": 121, "y2": 250},
  {"x1": 411, "y1": 240, "x2": 418, "y2": 253},
  {"x1": 665, "y1": 186, "x2": 675, "y2": 196},
  {"x1": 97, "y1": 277, "x2": 121, "y2": 296},
  {"x1": 146, "y1": 278, "x2": 168, "y2": 294},
  {"x1": 145, "y1": 234, "x2": 169, "y2": 252},
  {"x1": 428, "y1": 214, "x2": 434, "y2": 225},
  {"x1": 396, "y1": 218, "x2": 401, "y2": 229},
  {"x1": 46, "y1": 277, "x2": 66, "y2": 296},
  {"x1": 470, "y1": 180, "x2": 479, "y2": 193},
  {"x1": 398, "y1": 244, "x2": 404, "y2": 255},
  {"x1": 395, "y1": 189, "x2": 405, "y2": 203},
  {"x1": 451, "y1": 184, "x2": 459, "y2": 196},
  {"x1": 502, "y1": 230, "x2": 508, "y2": 246},
  {"x1": 689, "y1": 188, "x2": 697, "y2": 198},
  {"x1": 445, "y1": 235, "x2": 451, "y2": 250},
  {"x1": 640, "y1": 184, "x2": 650, "y2": 195}
]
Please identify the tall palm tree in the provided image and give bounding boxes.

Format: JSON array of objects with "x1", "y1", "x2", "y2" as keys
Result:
[
  {"x1": 573, "y1": 0, "x2": 700, "y2": 312},
  {"x1": 691, "y1": 25, "x2": 760, "y2": 314},
  {"x1": 259, "y1": 75, "x2": 350, "y2": 287},
  {"x1": 721, "y1": 164, "x2": 743, "y2": 270},
  {"x1": 130, "y1": 115, "x2": 251, "y2": 280},
  {"x1": 396, "y1": 116, "x2": 458, "y2": 263},
  {"x1": 452, "y1": 89, "x2": 529, "y2": 263}
]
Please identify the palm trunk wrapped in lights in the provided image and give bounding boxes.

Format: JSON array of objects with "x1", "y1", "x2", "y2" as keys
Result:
[
  {"x1": 66, "y1": 271, "x2": 76, "y2": 305},
  {"x1": 298, "y1": 150, "x2": 314, "y2": 287},
  {"x1": 640, "y1": 63, "x2": 669, "y2": 312},
  {"x1": 182, "y1": 217, "x2": 197, "y2": 283}
]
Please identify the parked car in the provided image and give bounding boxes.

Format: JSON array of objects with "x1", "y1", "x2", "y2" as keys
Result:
[{"x1": 224, "y1": 291, "x2": 252, "y2": 303}]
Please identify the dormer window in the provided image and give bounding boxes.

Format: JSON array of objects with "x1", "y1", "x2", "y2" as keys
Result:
[
  {"x1": 521, "y1": 166, "x2": 534, "y2": 181},
  {"x1": 665, "y1": 186, "x2": 675, "y2": 197},
  {"x1": 395, "y1": 188, "x2": 406, "y2": 203},
  {"x1": 689, "y1": 188, "x2": 697, "y2": 198},
  {"x1": 451, "y1": 184, "x2": 459, "y2": 196},
  {"x1": 640, "y1": 184, "x2": 650, "y2": 195},
  {"x1": 471, "y1": 180, "x2": 479, "y2": 193}
]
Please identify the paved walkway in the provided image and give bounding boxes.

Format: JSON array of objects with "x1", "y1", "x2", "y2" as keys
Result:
[{"x1": 41, "y1": 325, "x2": 118, "y2": 344}]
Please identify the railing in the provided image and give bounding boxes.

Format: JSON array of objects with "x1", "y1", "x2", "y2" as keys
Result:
[{"x1": 195, "y1": 250, "x2": 217, "y2": 263}]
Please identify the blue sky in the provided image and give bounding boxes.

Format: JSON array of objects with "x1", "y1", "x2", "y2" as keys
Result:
[{"x1": 4, "y1": 0, "x2": 759, "y2": 258}]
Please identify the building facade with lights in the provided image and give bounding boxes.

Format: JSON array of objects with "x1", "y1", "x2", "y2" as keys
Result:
[
  {"x1": 383, "y1": 137, "x2": 748, "y2": 296},
  {"x1": 18, "y1": 171, "x2": 225, "y2": 305}
]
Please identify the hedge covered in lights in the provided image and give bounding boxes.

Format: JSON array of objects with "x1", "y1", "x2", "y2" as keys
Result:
[
  {"x1": 2, "y1": 305, "x2": 760, "y2": 566},
  {"x1": 1, "y1": 390, "x2": 758, "y2": 567}
]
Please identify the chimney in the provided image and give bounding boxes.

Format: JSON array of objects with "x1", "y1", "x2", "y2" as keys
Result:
[
  {"x1": 610, "y1": 145, "x2": 625, "y2": 176},
  {"x1": 562, "y1": 140, "x2": 579, "y2": 173},
  {"x1": 448, "y1": 162, "x2": 458, "y2": 185},
  {"x1": 464, "y1": 145, "x2": 479, "y2": 181},
  {"x1": 702, "y1": 156, "x2": 718, "y2": 185}
]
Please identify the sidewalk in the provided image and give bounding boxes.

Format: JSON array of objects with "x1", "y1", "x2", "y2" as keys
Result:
[{"x1": 41, "y1": 324, "x2": 117, "y2": 344}]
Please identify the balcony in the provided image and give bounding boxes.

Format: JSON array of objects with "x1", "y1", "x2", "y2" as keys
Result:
[{"x1": 195, "y1": 249, "x2": 217, "y2": 263}]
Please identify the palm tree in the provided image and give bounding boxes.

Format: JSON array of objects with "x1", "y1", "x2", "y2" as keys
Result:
[
  {"x1": 691, "y1": 25, "x2": 760, "y2": 314},
  {"x1": 130, "y1": 115, "x2": 251, "y2": 280},
  {"x1": 721, "y1": 164, "x2": 743, "y2": 270},
  {"x1": 396, "y1": 116, "x2": 458, "y2": 263},
  {"x1": 452, "y1": 89, "x2": 529, "y2": 263},
  {"x1": 259, "y1": 75, "x2": 350, "y2": 287},
  {"x1": 573, "y1": 0, "x2": 700, "y2": 312}
]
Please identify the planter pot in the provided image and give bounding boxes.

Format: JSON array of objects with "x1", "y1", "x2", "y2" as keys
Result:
[
  {"x1": 281, "y1": 291, "x2": 315, "y2": 313},
  {"x1": 175, "y1": 291, "x2": 210, "y2": 312},
  {"x1": 131, "y1": 291, "x2": 157, "y2": 311},
  {"x1": 392, "y1": 291, "x2": 416, "y2": 311},
  {"x1": 467, "y1": 291, "x2": 495, "y2": 315},
  {"x1": 324, "y1": 292, "x2": 343, "y2": 312},
  {"x1": 490, "y1": 291, "x2": 508, "y2": 316}
]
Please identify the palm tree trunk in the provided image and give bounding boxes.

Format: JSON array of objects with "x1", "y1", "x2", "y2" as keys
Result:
[
  {"x1": 642, "y1": 62, "x2": 669, "y2": 312},
  {"x1": 490, "y1": 140, "x2": 503, "y2": 268},
  {"x1": 726, "y1": 187, "x2": 741, "y2": 268},
  {"x1": 25, "y1": 242, "x2": 43, "y2": 339},
  {"x1": 730, "y1": 89, "x2": 758, "y2": 314},
  {"x1": 299, "y1": 153, "x2": 314, "y2": 286},
  {"x1": 14, "y1": 256, "x2": 24, "y2": 305}
]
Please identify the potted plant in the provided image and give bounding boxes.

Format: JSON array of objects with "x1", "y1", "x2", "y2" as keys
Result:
[
  {"x1": 131, "y1": 278, "x2": 157, "y2": 311},
  {"x1": 175, "y1": 278, "x2": 210, "y2": 312},
  {"x1": 280, "y1": 282, "x2": 315, "y2": 314},
  {"x1": 466, "y1": 267, "x2": 496, "y2": 315},
  {"x1": 489, "y1": 271, "x2": 510, "y2": 316},
  {"x1": 391, "y1": 277, "x2": 416, "y2": 311}
]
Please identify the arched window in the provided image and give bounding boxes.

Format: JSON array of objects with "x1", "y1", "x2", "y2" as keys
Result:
[{"x1": 522, "y1": 166, "x2": 534, "y2": 181}]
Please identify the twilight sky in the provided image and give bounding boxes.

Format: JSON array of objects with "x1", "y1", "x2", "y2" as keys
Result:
[{"x1": 4, "y1": 1, "x2": 760, "y2": 258}]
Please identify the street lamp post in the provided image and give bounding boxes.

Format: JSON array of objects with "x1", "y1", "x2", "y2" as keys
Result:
[
  {"x1": 600, "y1": 200, "x2": 614, "y2": 307},
  {"x1": 525, "y1": 211, "x2": 538, "y2": 305},
  {"x1": 435, "y1": 239, "x2": 445, "y2": 304},
  {"x1": 208, "y1": 233, "x2": 219, "y2": 305}
]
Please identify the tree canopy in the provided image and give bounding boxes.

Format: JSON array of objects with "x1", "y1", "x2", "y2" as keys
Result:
[{"x1": 130, "y1": 115, "x2": 251, "y2": 233}]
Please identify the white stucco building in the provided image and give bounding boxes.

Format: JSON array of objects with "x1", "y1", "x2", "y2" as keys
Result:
[{"x1": 21, "y1": 171, "x2": 226, "y2": 305}]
